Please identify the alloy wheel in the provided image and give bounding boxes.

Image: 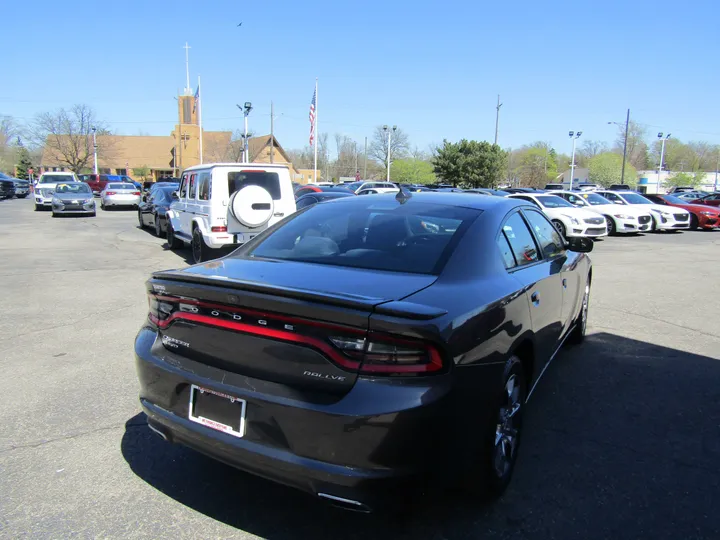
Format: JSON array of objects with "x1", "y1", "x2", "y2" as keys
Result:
[
  {"x1": 493, "y1": 374, "x2": 523, "y2": 479},
  {"x1": 605, "y1": 216, "x2": 616, "y2": 235},
  {"x1": 154, "y1": 215, "x2": 162, "y2": 237},
  {"x1": 192, "y1": 231, "x2": 203, "y2": 264}
]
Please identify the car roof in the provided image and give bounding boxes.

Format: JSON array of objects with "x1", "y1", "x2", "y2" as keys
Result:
[
  {"x1": 182, "y1": 163, "x2": 291, "y2": 172},
  {"x1": 299, "y1": 192, "x2": 354, "y2": 200},
  {"x1": 323, "y1": 191, "x2": 533, "y2": 215}
]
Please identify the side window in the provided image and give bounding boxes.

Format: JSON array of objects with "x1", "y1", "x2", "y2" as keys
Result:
[
  {"x1": 502, "y1": 212, "x2": 539, "y2": 266},
  {"x1": 179, "y1": 175, "x2": 188, "y2": 198},
  {"x1": 496, "y1": 232, "x2": 516, "y2": 269},
  {"x1": 197, "y1": 172, "x2": 209, "y2": 200},
  {"x1": 188, "y1": 173, "x2": 197, "y2": 200},
  {"x1": 523, "y1": 209, "x2": 565, "y2": 258},
  {"x1": 296, "y1": 196, "x2": 317, "y2": 209},
  {"x1": 514, "y1": 195, "x2": 540, "y2": 207},
  {"x1": 603, "y1": 192, "x2": 620, "y2": 203},
  {"x1": 567, "y1": 194, "x2": 581, "y2": 205}
]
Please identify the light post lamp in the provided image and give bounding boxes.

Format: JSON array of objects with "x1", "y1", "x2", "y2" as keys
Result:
[
  {"x1": 237, "y1": 102, "x2": 253, "y2": 162},
  {"x1": 658, "y1": 132, "x2": 671, "y2": 192},
  {"x1": 91, "y1": 127, "x2": 98, "y2": 175},
  {"x1": 383, "y1": 125, "x2": 397, "y2": 181},
  {"x1": 569, "y1": 131, "x2": 582, "y2": 190}
]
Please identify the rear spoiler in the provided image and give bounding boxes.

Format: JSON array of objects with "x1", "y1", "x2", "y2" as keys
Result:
[{"x1": 149, "y1": 271, "x2": 447, "y2": 320}]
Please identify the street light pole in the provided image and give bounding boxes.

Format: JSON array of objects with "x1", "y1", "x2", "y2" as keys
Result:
[
  {"x1": 92, "y1": 127, "x2": 98, "y2": 175},
  {"x1": 658, "y1": 132, "x2": 671, "y2": 192},
  {"x1": 569, "y1": 131, "x2": 582, "y2": 190},
  {"x1": 238, "y1": 102, "x2": 253, "y2": 162}
]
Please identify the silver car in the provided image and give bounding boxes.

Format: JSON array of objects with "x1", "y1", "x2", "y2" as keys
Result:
[
  {"x1": 51, "y1": 182, "x2": 96, "y2": 217},
  {"x1": 100, "y1": 182, "x2": 142, "y2": 210}
]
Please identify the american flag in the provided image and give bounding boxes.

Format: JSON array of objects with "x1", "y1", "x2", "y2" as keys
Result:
[
  {"x1": 193, "y1": 86, "x2": 200, "y2": 113},
  {"x1": 309, "y1": 87, "x2": 316, "y2": 146}
]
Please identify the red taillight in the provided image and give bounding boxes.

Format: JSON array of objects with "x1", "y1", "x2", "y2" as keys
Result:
[
  {"x1": 106, "y1": 191, "x2": 116, "y2": 195},
  {"x1": 132, "y1": 191, "x2": 141, "y2": 195},
  {"x1": 329, "y1": 333, "x2": 444, "y2": 374},
  {"x1": 211, "y1": 226, "x2": 227, "y2": 232},
  {"x1": 146, "y1": 293, "x2": 444, "y2": 376}
]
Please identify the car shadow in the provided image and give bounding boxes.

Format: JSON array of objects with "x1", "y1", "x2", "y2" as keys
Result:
[{"x1": 121, "y1": 332, "x2": 720, "y2": 539}]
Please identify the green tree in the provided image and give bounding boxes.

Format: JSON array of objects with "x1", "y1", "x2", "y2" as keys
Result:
[
  {"x1": 390, "y1": 158, "x2": 436, "y2": 184},
  {"x1": 666, "y1": 172, "x2": 703, "y2": 188},
  {"x1": 588, "y1": 152, "x2": 638, "y2": 187},
  {"x1": 433, "y1": 139, "x2": 507, "y2": 188},
  {"x1": 512, "y1": 144, "x2": 558, "y2": 187},
  {"x1": 132, "y1": 165, "x2": 151, "y2": 181},
  {"x1": 15, "y1": 147, "x2": 32, "y2": 179}
]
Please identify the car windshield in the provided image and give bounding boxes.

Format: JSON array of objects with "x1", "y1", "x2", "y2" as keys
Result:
[
  {"x1": 621, "y1": 192, "x2": 652, "y2": 204},
  {"x1": 55, "y1": 183, "x2": 91, "y2": 194},
  {"x1": 155, "y1": 189, "x2": 176, "y2": 202},
  {"x1": 535, "y1": 195, "x2": 574, "y2": 208},
  {"x1": 247, "y1": 200, "x2": 480, "y2": 275},
  {"x1": 108, "y1": 183, "x2": 134, "y2": 189},
  {"x1": 580, "y1": 192, "x2": 612, "y2": 206},
  {"x1": 40, "y1": 175, "x2": 74, "y2": 184},
  {"x1": 661, "y1": 195, "x2": 687, "y2": 204}
]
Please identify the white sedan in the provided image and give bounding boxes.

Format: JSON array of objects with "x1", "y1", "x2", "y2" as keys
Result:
[
  {"x1": 507, "y1": 193, "x2": 608, "y2": 238},
  {"x1": 594, "y1": 190, "x2": 691, "y2": 231},
  {"x1": 100, "y1": 182, "x2": 142, "y2": 210},
  {"x1": 549, "y1": 190, "x2": 653, "y2": 235}
]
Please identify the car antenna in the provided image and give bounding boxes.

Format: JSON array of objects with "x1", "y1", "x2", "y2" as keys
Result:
[{"x1": 395, "y1": 185, "x2": 411, "y2": 204}]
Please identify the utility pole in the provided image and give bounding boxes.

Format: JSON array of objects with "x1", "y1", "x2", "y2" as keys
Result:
[
  {"x1": 270, "y1": 101, "x2": 274, "y2": 163},
  {"x1": 494, "y1": 95, "x2": 502, "y2": 146},
  {"x1": 92, "y1": 127, "x2": 98, "y2": 175},
  {"x1": 658, "y1": 132, "x2": 671, "y2": 192},
  {"x1": 569, "y1": 131, "x2": 582, "y2": 190},
  {"x1": 363, "y1": 136, "x2": 368, "y2": 179},
  {"x1": 715, "y1": 152, "x2": 719, "y2": 192},
  {"x1": 620, "y1": 109, "x2": 630, "y2": 185},
  {"x1": 354, "y1": 141, "x2": 358, "y2": 179}
]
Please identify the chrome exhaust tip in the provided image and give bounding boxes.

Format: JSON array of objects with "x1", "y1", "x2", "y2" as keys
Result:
[
  {"x1": 147, "y1": 422, "x2": 169, "y2": 442},
  {"x1": 317, "y1": 493, "x2": 372, "y2": 513}
]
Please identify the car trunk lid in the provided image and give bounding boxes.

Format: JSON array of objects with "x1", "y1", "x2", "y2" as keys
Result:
[{"x1": 147, "y1": 259, "x2": 437, "y2": 395}]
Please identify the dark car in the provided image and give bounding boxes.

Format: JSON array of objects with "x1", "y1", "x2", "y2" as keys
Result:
[
  {"x1": 134, "y1": 192, "x2": 593, "y2": 512},
  {"x1": 294, "y1": 185, "x2": 355, "y2": 199},
  {"x1": 295, "y1": 191, "x2": 355, "y2": 210},
  {"x1": 505, "y1": 187, "x2": 545, "y2": 194},
  {"x1": 138, "y1": 185, "x2": 178, "y2": 236},
  {"x1": 466, "y1": 188, "x2": 511, "y2": 197},
  {"x1": 694, "y1": 192, "x2": 720, "y2": 207},
  {"x1": 0, "y1": 175, "x2": 16, "y2": 199}
]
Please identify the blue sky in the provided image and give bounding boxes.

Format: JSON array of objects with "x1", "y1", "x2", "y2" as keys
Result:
[{"x1": 2, "y1": 0, "x2": 719, "y2": 156}]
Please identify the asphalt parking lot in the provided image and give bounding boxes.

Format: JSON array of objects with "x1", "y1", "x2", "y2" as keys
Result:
[{"x1": 1, "y1": 197, "x2": 719, "y2": 540}]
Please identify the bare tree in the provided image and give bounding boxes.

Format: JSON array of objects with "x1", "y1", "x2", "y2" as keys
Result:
[
  {"x1": 614, "y1": 121, "x2": 648, "y2": 170},
  {"x1": 33, "y1": 105, "x2": 111, "y2": 172},
  {"x1": 369, "y1": 125, "x2": 409, "y2": 170},
  {"x1": 580, "y1": 140, "x2": 608, "y2": 159},
  {"x1": 1, "y1": 116, "x2": 19, "y2": 147}
]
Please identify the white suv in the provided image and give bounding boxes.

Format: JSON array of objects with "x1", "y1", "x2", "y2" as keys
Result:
[
  {"x1": 34, "y1": 172, "x2": 79, "y2": 210},
  {"x1": 166, "y1": 163, "x2": 297, "y2": 264}
]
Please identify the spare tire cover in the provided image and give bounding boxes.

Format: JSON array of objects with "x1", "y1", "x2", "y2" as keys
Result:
[{"x1": 230, "y1": 185, "x2": 274, "y2": 228}]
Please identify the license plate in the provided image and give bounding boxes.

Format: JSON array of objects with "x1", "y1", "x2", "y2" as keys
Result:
[{"x1": 188, "y1": 384, "x2": 246, "y2": 438}]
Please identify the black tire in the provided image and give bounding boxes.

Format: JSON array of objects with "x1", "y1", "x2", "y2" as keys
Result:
[
  {"x1": 154, "y1": 214, "x2": 163, "y2": 237},
  {"x1": 552, "y1": 219, "x2": 566, "y2": 238},
  {"x1": 604, "y1": 216, "x2": 616, "y2": 236},
  {"x1": 463, "y1": 356, "x2": 526, "y2": 500},
  {"x1": 34, "y1": 204, "x2": 41, "y2": 211},
  {"x1": 689, "y1": 214, "x2": 699, "y2": 230},
  {"x1": 138, "y1": 211, "x2": 145, "y2": 228},
  {"x1": 52, "y1": 212, "x2": 58, "y2": 218},
  {"x1": 166, "y1": 221, "x2": 183, "y2": 250},
  {"x1": 18, "y1": 194, "x2": 28, "y2": 199},
  {"x1": 650, "y1": 216, "x2": 658, "y2": 232},
  {"x1": 89, "y1": 212, "x2": 96, "y2": 217},
  {"x1": 191, "y1": 227, "x2": 209, "y2": 264},
  {"x1": 569, "y1": 278, "x2": 591, "y2": 345}
]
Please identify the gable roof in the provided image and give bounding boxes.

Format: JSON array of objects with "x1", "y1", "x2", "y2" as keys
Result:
[{"x1": 248, "y1": 134, "x2": 293, "y2": 164}]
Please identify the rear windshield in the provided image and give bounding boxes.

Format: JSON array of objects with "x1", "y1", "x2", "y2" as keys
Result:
[
  {"x1": 228, "y1": 171, "x2": 281, "y2": 200},
  {"x1": 108, "y1": 183, "x2": 134, "y2": 189},
  {"x1": 40, "y1": 175, "x2": 75, "y2": 184},
  {"x1": 247, "y1": 200, "x2": 480, "y2": 274}
]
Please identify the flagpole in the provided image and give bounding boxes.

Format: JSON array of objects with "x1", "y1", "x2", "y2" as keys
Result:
[
  {"x1": 313, "y1": 78, "x2": 318, "y2": 182},
  {"x1": 198, "y1": 76, "x2": 203, "y2": 164}
]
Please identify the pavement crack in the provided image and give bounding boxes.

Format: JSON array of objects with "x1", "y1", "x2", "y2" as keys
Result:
[{"x1": 0, "y1": 421, "x2": 147, "y2": 454}]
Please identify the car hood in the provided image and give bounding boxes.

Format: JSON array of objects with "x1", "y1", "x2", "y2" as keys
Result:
[
  {"x1": 583, "y1": 204, "x2": 651, "y2": 216},
  {"x1": 55, "y1": 192, "x2": 94, "y2": 200}
]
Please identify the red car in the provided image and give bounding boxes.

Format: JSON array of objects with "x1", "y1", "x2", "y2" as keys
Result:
[
  {"x1": 645, "y1": 194, "x2": 720, "y2": 230},
  {"x1": 694, "y1": 192, "x2": 720, "y2": 207}
]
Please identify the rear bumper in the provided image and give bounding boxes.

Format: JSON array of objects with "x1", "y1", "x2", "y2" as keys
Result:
[
  {"x1": 134, "y1": 326, "x2": 501, "y2": 508},
  {"x1": 104, "y1": 197, "x2": 141, "y2": 207}
]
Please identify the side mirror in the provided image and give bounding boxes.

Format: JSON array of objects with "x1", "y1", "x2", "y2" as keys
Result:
[
  {"x1": 172, "y1": 191, "x2": 179, "y2": 200},
  {"x1": 566, "y1": 236, "x2": 593, "y2": 253}
]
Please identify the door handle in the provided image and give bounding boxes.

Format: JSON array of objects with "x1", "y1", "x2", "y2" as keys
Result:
[
  {"x1": 562, "y1": 278, "x2": 567, "y2": 288},
  {"x1": 531, "y1": 292, "x2": 540, "y2": 305}
]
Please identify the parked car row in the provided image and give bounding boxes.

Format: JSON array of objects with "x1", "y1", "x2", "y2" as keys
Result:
[{"x1": 0, "y1": 172, "x2": 30, "y2": 199}]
